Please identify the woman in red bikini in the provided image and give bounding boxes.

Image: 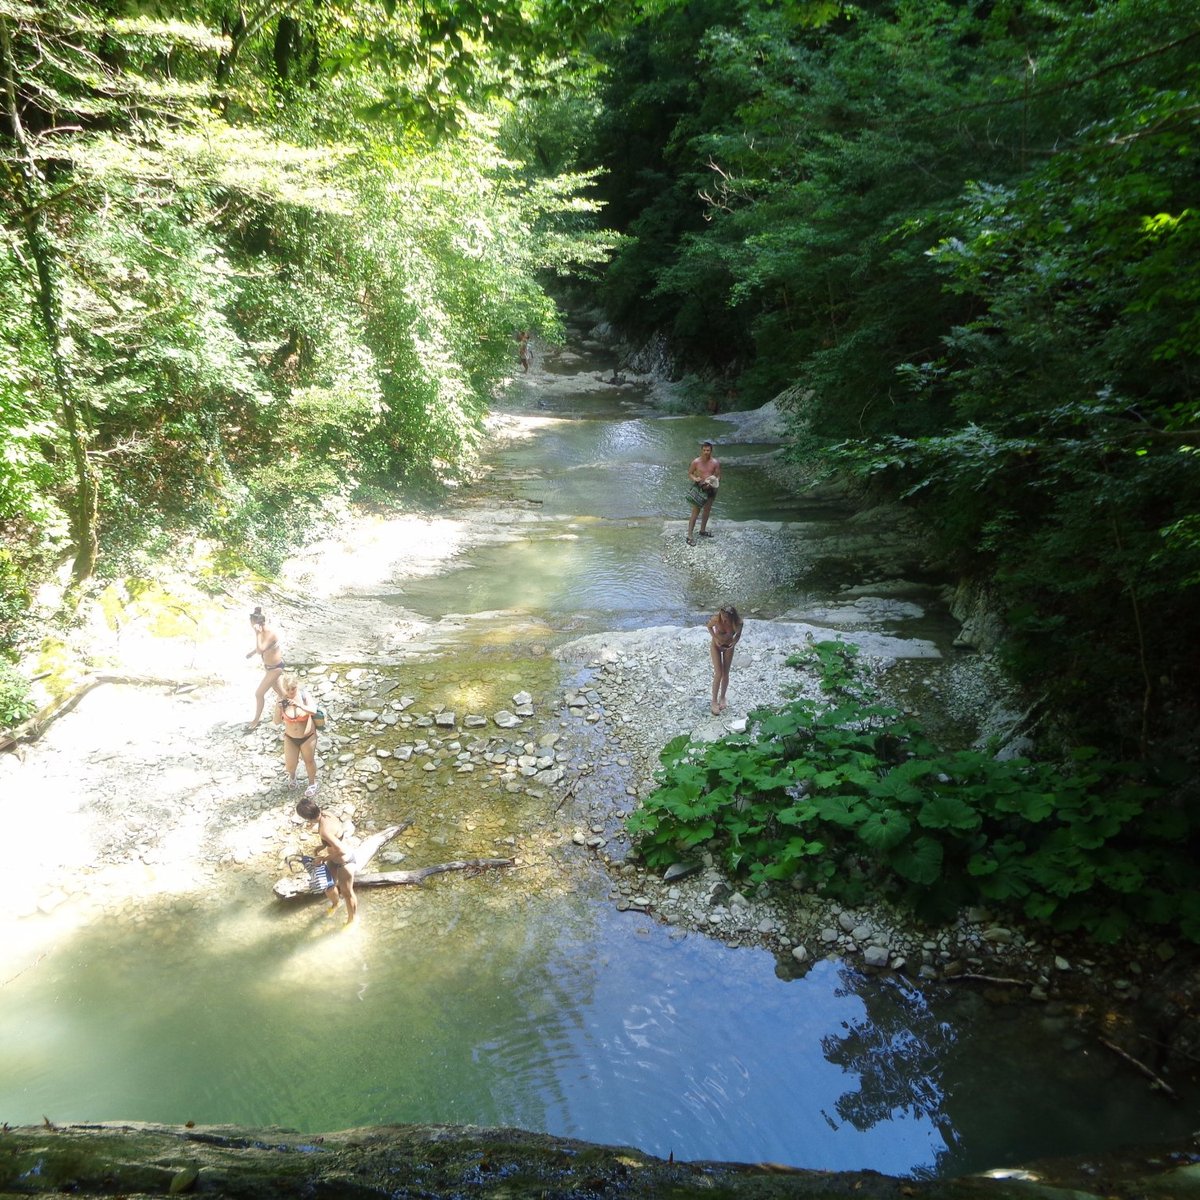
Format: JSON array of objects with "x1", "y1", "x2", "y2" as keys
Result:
[
  {"x1": 245, "y1": 607, "x2": 285, "y2": 730},
  {"x1": 273, "y1": 672, "x2": 319, "y2": 798}
]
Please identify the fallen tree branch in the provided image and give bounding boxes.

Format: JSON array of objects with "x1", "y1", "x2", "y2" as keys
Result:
[
  {"x1": 552, "y1": 774, "x2": 579, "y2": 815},
  {"x1": 355, "y1": 858, "x2": 516, "y2": 888},
  {"x1": 945, "y1": 972, "x2": 1033, "y2": 988},
  {"x1": 1098, "y1": 1036, "x2": 1179, "y2": 1100},
  {"x1": 273, "y1": 822, "x2": 410, "y2": 900},
  {"x1": 1, "y1": 673, "x2": 222, "y2": 754}
]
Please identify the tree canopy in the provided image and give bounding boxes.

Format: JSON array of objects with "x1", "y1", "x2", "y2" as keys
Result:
[
  {"x1": 578, "y1": 0, "x2": 1200, "y2": 754},
  {"x1": 0, "y1": 0, "x2": 628, "y2": 635}
]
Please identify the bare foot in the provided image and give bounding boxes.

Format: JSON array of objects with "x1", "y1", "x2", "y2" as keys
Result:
[
  {"x1": 711, "y1": 703, "x2": 720, "y2": 716},
  {"x1": 719, "y1": 700, "x2": 728, "y2": 713},
  {"x1": 244, "y1": 721, "x2": 259, "y2": 732}
]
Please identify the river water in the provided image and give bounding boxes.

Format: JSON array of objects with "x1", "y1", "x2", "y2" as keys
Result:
[{"x1": 1, "y1": 324, "x2": 1194, "y2": 1178}]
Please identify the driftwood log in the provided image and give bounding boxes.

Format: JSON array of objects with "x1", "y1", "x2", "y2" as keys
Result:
[
  {"x1": 273, "y1": 821, "x2": 514, "y2": 900},
  {"x1": 0, "y1": 673, "x2": 220, "y2": 754}
]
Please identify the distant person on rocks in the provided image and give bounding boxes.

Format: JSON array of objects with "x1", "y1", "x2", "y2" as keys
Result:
[
  {"x1": 273, "y1": 672, "x2": 319, "y2": 798},
  {"x1": 296, "y1": 796, "x2": 358, "y2": 924},
  {"x1": 245, "y1": 607, "x2": 285, "y2": 730},
  {"x1": 706, "y1": 604, "x2": 743, "y2": 715},
  {"x1": 686, "y1": 440, "x2": 722, "y2": 545},
  {"x1": 516, "y1": 329, "x2": 531, "y2": 372}
]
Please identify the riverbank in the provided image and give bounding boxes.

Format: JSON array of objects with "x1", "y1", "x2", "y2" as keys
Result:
[
  {"x1": 7, "y1": 1119, "x2": 1200, "y2": 1198},
  {"x1": 3, "y1": 371, "x2": 1196, "y2": 1146}
]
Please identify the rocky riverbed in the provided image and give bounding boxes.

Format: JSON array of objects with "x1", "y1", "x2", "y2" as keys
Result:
[
  {"x1": 4, "y1": 354, "x2": 1199, "y2": 1148},
  {"x1": 553, "y1": 619, "x2": 1072, "y2": 986},
  {"x1": 4, "y1": 496, "x2": 1197, "y2": 1095}
]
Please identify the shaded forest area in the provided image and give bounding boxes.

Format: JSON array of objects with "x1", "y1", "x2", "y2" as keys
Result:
[
  {"x1": 576, "y1": 0, "x2": 1199, "y2": 764},
  {"x1": 2, "y1": 1, "x2": 1197, "y2": 770}
]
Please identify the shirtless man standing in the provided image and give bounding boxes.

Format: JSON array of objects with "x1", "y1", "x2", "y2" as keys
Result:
[{"x1": 686, "y1": 440, "x2": 722, "y2": 545}]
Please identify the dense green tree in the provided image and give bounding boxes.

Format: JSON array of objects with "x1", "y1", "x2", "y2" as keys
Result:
[
  {"x1": 0, "y1": 0, "x2": 627, "y2": 631},
  {"x1": 578, "y1": 0, "x2": 1200, "y2": 749}
]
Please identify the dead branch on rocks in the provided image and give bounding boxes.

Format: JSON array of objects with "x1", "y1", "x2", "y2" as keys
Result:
[
  {"x1": 274, "y1": 822, "x2": 514, "y2": 900},
  {"x1": 1098, "y1": 1036, "x2": 1179, "y2": 1100},
  {"x1": 356, "y1": 859, "x2": 516, "y2": 887},
  {"x1": 552, "y1": 774, "x2": 580, "y2": 815},
  {"x1": 945, "y1": 972, "x2": 1034, "y2": 988},
  {"x1": 1, "y1": 673, "x2": 222, "y2": 754}
]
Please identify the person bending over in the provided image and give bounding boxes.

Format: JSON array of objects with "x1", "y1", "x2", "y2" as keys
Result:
[{"x1": 296, "y1": 796, "x2": 358, "y2": 925}]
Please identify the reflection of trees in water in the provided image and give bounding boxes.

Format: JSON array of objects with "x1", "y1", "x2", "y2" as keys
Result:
[{"x1": 820, "y1": 965, "x2": 958, "y2": 1172}]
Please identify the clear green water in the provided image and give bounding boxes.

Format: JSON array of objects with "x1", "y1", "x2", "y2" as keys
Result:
[{"x1": 1, "y1": 331, "x2": 1194, "y2": 1177}]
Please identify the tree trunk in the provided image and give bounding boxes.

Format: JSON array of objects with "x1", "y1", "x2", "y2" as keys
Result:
[{"x1": 0, "y1": 15, "x2": 99, "y2": 583}]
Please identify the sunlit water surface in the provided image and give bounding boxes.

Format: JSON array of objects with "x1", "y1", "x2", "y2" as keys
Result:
[{"x1": 2, "y1": 331, "x2": 1194, "y2": 1177}]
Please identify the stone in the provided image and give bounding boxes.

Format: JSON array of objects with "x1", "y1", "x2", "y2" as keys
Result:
[
  {"x1": 493, "y1": 710, "x2": 522, "y2": 728},
  {"x1": 663, "y1": 862, "x2": 700, "y2": 883}
]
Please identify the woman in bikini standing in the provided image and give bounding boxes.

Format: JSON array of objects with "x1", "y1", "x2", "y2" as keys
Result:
[
  {"x1": 706, "y1": 604, "x2": 743, "y2": 716},
  {"x1": 273, "y1": 672, "x2": 319, "y2": 798},
  {"x1": 245, "y1": 607, "x2": 285, "y2": 730}
]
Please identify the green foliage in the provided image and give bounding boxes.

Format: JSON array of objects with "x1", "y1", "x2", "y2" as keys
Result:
[
  {"x1": 580, "y1": 0, "x2": 1200, "y2": 749},
  {"x1": 0, "y1": 0, "x2": 625, "y2": 627},
  {"x1": 628, "y1": 642, "x2": 1197, "y2": 943},
  {"x1": 0, "y1": 659, "x2": 35, "y2": 729}
]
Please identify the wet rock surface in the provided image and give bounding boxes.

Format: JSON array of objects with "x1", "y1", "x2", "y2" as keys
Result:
[{"x1": 3, "y1": 1121, "x2": 1200, "y2": 1199}]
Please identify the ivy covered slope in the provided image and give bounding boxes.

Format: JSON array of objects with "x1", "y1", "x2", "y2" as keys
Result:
[
  {"x1": 628, "y1": 644, "x2": 1200, "y2": 946},
  {"x1": 581, "y1": 0, "x2": 1200, "y2": 754},
  {"x1": 0, "y1": 0, "x2": 635, "y2": 714}
]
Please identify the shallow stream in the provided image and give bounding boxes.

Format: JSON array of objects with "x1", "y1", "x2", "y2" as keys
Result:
[{"x1": 1, "y1": 323, "x2": 1194, "y2": 1178}]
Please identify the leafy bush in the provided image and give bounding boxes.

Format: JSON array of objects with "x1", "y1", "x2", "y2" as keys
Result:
[
  {"x1": 628, "y1": 642, "x2": 1200, "y2": 944},
  {"x1": 0, "y1": 660, "x2": 36, "y2": 730}
]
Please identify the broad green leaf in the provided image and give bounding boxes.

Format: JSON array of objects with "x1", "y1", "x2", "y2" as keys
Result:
[{"x1": 857, "y1": 810, "x2": 913, "y2": 851}]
